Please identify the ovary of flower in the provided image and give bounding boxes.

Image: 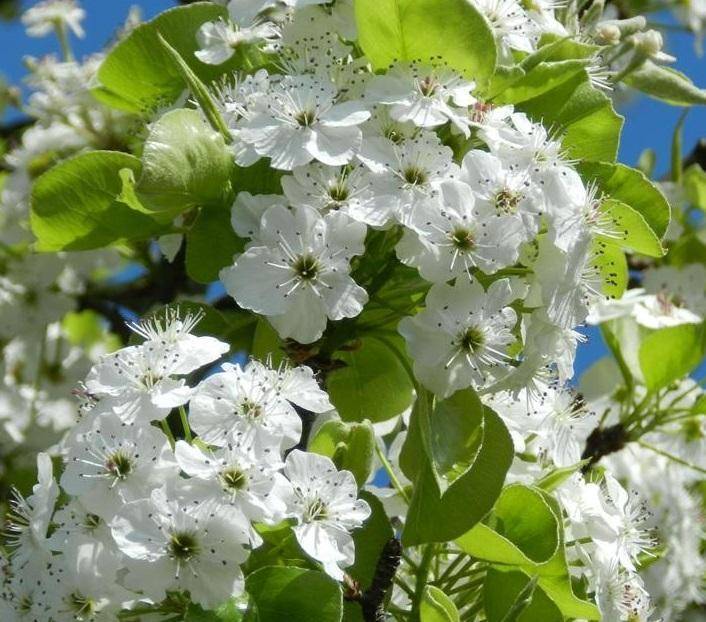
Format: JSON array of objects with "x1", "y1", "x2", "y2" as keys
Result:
[
  {"x1": 110, "y1": 486, "x2": 248, "y2": 610},
  {"x1": 239, "y1": 74, "x2": 370, "y2": 170},
  {"x1": 60, "y1": 413, "x2": 175, "y2": 520},
  {"x1": 284, "y1": 450, "x2": 370, "y2": 580},
  {"x1": 189, "y1": 359, "x2": 332, "y2": 450},
  {"x1": 397, "y1": 179, "x2": 524, "y2": 281},
  {"x1": 220, "y1": 204, "x2": 368, "y2": 344},
  {"x1": 399, "y1": 278, "x2": 518, "y2": 397}
]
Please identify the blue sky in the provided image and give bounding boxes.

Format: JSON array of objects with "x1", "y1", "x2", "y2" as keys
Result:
[{"x1": 1, "y1": 1, "x2": 705, "y2": 377}]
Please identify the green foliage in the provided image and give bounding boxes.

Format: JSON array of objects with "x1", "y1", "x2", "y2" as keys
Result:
[
  {"x1": 347, "y1": 492, "x2": 394, "y2": 587},
  {"x1": 487, "y1": 60, "x2": 589, "y2": 104},
  {"x1": 93, "y1": 3, "x2": 237, "y2": 114},
  {"x1": 457, "y1": 485, "x2": 599, "y2": 620},
  {"x1": 137, "y1": 109, "x2": 234, "y2": 213},
  {"x1": 578, "y1": 161, "x2": 671, "y2": 239},
  {"x1": 30, "y1": 151, "x2": 164, "y2": 251},
  {"x1": 244, "y1": 566, "x2": 342, "y2": 622},
  {"x1": 157, "y1": 34, "x2": 232, "y2": 142},
  {"x1": 594, "y1": 238, "x2": 629, "y2": 300},
  {"x1": 186, "y1": 206, "x2": 244, "y2": 284},
  {"x1": 326, "y1": 338, "x2": 415, "y2": 423},
  {"x1": 484, "y1": 570, "x2": 562, "y2": 622},
  {"x1": 354, "y1": 0, "x2": 496, "y2": 82},
  {"x1": 519, "y1": 72, "x2": 624, "y2": 162},
  {"x1": 601, "y1": 199, "x2": 664, "y2": 257},
  {"x1": 639, "y1": 323, "x2": 706, "y2": 391},
  {"x1": 625, "y1": 62, "x2": 706, "y2": 106},
  {"x1": 309, "y1": 419, "x2": 376, "y2": 487},
  {"x1": 420, "y1": 585, "x2": 460, "y2": 622},
  {"x1": 402, "y1": 404, "x2": 513, "y2": 545},
  {"x1": 186, "y1": 601, "x2": 243, "y2": 621}
]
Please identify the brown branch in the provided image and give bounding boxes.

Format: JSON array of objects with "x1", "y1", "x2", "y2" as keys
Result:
[{"x1": 345, "y1": 538, "x2": 403, "y2": 622}]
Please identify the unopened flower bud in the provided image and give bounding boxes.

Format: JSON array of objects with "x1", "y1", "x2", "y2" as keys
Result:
[{"x1": 595, "y1": 23, "x2": 622, "y2": 45}]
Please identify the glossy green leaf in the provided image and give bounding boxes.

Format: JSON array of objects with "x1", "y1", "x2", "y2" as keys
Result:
[
  {"x1": 157, "y1": 33, "x2": 232, "y2": 142},
  {"x1": 592, "y1": 238, "x2": 628, "y2": 300},
  {"x1": 355, "y1": 0, "x2": 496, "y2": 82},
  {"x1": 402, "y1": 407, "x2": 512, "y2": 545},
  {"x1": 251, "y1": 319, "x2": 287, "y2": 367},
  {"x1": 578, "y1": 161, "x2": 671, "y2": 239},
  {"x1": 137, "y1": 108, "x2": 234, "y2": 213},
  {"x1": 30, "y1": 151, "x2": 163, "y2": 251},
  {"x1": 490, "y1": 60, "x2": 588, "y2": 104},
  {"x1": 684, "y1": 164, "x2": 706, "y2": 211},
  {"x1": 625, "y1": 61, "x2": 706, "y2": 106},
  {"x1": 519, "y1": 72, "x2": 623, "y2": 162},
  {"x1": 347, "y1": 492, "x2": 394, "y2": 587},
  {"x1": 186, "y1": 601, "x2": 243, "y2": 621},
  {"x1": 457, "y1": 485, "x2": 599, "y2": 620},
  {"x1": 309, "y1": 420, "x2": 375, "y2": 488},
  {"x1": 420, "y1": 585, "x2": 460, "y2": 622},
  {"x1": 186, "y1": 207, "x2": 245, "y2": 284},
  {"x1": 484, "y1": 569, "x2": 562, "y2": 622},
  {"x1": 639, "y1": 323, "x2": 706, "y2": 391},
  {"x1": 245, "y1": 566, "x2": 342, "y2": 622},
  {"x1": 94, "y1": 3, "x2": 237, "y2": 114},
  {"x1": 600, "y1": 199, "x2": 664, "y2": 257},
  {"x1": 326, "y1": 338, "x2": 415, "y2": 423},
  {"x1": 426, "y1": 389, "x2": 484, "y2": 492}
]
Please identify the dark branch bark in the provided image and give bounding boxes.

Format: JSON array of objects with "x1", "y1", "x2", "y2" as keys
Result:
[{"x1": 345, "y1": 538, "x2": 403, "y2": 622}]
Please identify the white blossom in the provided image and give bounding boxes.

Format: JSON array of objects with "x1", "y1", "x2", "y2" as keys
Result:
[{"x1": 283, "y1": 450, "x2": 370, "y2": 580}]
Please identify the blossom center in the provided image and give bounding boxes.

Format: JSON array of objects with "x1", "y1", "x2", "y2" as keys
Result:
[
  {"x1": 419, "y1": 76, "x2": 439, "y2": 97},
  {"x1": 327, "y1": 182, "x2": 350, "y2": 204},
  {"x1": 105, "y1": 451, "x2": 133, "y2": 480},
  {"x1": 403, "y1": 166, "x2": 428, "y2": 186},
  {"x1": 494, "y1": 188, "x2": 522, "y2": 214},
  {"x1": 220, "y1": 467, "x2": 249, "y2": 492},
  {"x1": 238, "y1": 398, "x2": 263, "y2": 419},
  {"x1": 450, "y1": 227, "x2": 475, "y2": 251},
  {"x1": 68, "y1": 591, "x2": 96, "y2": 619},
  {"x1": 83, "y1": 513, "x2": 101, "y2": 531},
  {"x1": 168, "y1": 531, "x2": 200, "y2": 562},
  {"x1": 295, "y1": 110, "x2": 317, "y2": 127},
  {"x1": 458, "y1": 326, "x2": 484, "y2": 353},
  {"x1": 293, "y1": 255, "x2": 320, "y2": 281},
  {"x1": 304, "y1": 498, "x2": 329, "y2": 522}
]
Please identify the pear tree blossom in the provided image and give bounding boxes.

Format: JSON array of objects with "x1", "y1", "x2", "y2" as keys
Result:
[{"x1": 2, "y1": 0, "x2": 706, "y2": 620}]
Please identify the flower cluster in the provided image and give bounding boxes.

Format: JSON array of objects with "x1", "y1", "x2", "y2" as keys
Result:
[
  {"x1": 2, "y1": 0, "x2": 706, "y2": 620},
  {"x1": 208, "y1": 1, "x2": 619, "y2": 406},
  {"x1": 1, "y1": 312, "x2": 370, "y2": 619}
]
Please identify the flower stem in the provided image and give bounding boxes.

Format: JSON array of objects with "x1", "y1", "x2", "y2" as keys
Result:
[
  {"x1": 375, "y1": 440, "x2": 410, "y2": 504},
  {"x1": 638, "y1": 441, "x2": 706, "y2": 475},
  {"x1": 411, "y1": 544, "x2": 436, "y2": 621},
  {"x1": 160, "y1": 418, "x2": 176, "y2": 448},
  {"x1": 179, "y1": 405, "x2": 192, "y2": 442},
  {"x1": 54, "y1": 22, "x2": 73, "y2": 62}
]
